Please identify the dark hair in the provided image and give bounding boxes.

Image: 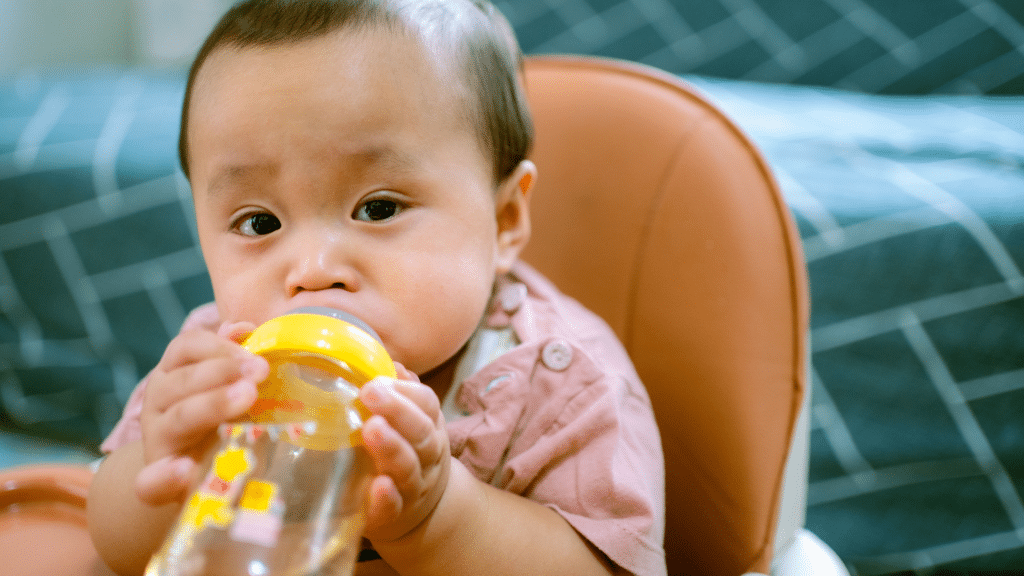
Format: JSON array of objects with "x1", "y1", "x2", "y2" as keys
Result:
[{"x1": 178, "y1": 0, "x2": 533, "y2": 184}]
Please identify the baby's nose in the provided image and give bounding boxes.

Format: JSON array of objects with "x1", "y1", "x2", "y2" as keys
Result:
[{"x1": 286, "y1": 236, "x2": 360, "y2": 294}]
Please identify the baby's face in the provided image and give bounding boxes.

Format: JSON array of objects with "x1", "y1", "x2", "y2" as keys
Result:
[{"x1": 187, "y1": 27, "x2": 517, "y2": 375}]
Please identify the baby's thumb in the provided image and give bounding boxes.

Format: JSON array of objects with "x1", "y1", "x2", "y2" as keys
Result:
[{"x1": 135, "y1": 456, "x2": 195, "y2": 506}]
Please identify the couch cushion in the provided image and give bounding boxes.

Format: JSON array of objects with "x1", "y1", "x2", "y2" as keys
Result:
[{"x1": 0, "y1": 71, "x2": 212, "y2": 449}]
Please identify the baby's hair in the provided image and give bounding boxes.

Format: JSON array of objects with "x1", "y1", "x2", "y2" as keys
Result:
[{"x1": 178, "y1": 0, "x2": 533, "y2": 185}]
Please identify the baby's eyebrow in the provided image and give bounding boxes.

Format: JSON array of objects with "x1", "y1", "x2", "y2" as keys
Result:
[
  {"x1": 350, "y1": 144, "x2": 419, "y2": 174},
  {"x1": 205, "y1": 145, "x2": 418, "y2": 196},
  {"x1": 203, "y1": 165, "x2": 264, "y2": 199}
]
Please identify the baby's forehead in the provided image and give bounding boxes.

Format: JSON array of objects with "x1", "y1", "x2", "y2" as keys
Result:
[
  {"x1": 186, "y1": 26, "x2": 491, "y2": 178},
  {"x1": 182, "y1": 8, "x2": 506, "y2": 184},
  {"x1": 199, "y1": 25, "x2": 472, "y2": 103}
]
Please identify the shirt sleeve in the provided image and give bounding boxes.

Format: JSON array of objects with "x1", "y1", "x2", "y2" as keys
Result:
[
  {"x1": 448, "y1": 339, "x2": 667, "y2": 576},
  {"x1": 100, "y1": 303, "x2": 221, "y2": 454}
]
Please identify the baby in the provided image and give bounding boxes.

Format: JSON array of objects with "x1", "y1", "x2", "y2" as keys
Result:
[{"x1": 87, "y1": 1, "x2": 665, "y2": 575}]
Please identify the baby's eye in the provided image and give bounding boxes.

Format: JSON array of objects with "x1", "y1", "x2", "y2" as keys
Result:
[
  {"x1": 237, "y1": 213, "x2": 281, "y2": 236},
  {"x1": 354, "y1": 198, "x2": 403, "y2": 222}
]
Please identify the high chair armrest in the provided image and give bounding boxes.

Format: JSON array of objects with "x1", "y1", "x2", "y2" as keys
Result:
[{"x1": 0, "y1": 464, "x2": 115, "y2": 576}]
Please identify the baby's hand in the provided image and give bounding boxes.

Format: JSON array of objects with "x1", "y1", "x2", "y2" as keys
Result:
[
  {"x1": 359, "y1": 365, "x2": 451, "y2": 543},
  {"x1": 135, "y1": 321, "x2": 268, "y2": 505}
]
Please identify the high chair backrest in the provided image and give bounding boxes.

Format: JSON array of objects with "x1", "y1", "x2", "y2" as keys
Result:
[{"x1": 520, "y1": 55, "x2": 809, "y2": 576}]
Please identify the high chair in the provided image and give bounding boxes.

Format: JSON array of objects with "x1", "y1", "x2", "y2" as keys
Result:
[
  {"x1": 0, "y1": 55, "x2": 846, "y2": 576},
  {"x1": 519, "y1": 55, "x2": 848, "y2": 576}
]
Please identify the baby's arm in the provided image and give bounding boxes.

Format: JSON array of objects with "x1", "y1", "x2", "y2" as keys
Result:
[
  {"x1": 87, "y1": 324, "x2": 268, "y2": 575},
  {"x1": 358, "y1": 377, "x2": 614, "y2": 576}
]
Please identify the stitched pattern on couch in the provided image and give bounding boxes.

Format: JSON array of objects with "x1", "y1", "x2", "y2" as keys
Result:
[
  {"x1": 504, "y1": 0, "x2": 1024, "y2": 94},
  {"x1": 0, "y1": 72, "x2": 209, "y2": 449}
]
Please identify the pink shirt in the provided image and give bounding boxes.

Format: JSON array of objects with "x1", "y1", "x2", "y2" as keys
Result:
[{"x1": 102, "y1": 262, "x2": 666, "y2": 576}]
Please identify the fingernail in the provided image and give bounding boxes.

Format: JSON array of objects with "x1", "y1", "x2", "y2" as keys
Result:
[
  {"x1": 363, "y1": 416, "x2": 388, "y2": 448},
  {"x1": 362, "y1": 383, "x2": 385, "y2": 409},
  {"x1": 172, "y1": 457, "x2": 193, "y2": 482},
  {"x1": 241, "y1": 356, "x2": 266, "y2": 379},
  {"x1": 230, "y1": 380, "x2": 255, "y2": 411}
]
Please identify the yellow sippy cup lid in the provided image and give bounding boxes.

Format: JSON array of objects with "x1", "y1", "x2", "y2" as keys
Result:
[
  {"x1": 240, "y1": 308, "x2": 396, "y2": 449},
  {"x1": 241, "y1": 308, "x2": 396, "y2": 382}
]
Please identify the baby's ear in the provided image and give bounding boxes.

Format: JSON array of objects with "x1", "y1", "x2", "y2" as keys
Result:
[{"x1": 495, "y1": 160, "x2": 536, "y2": 275}]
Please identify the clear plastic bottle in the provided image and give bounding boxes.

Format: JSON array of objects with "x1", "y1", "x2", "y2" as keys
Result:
[{"x1": 146, "y1": 308, "x2": 395, "y2": 576}]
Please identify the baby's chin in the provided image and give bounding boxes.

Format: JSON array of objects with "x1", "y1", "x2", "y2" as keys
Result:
[
  {"x1": 394, "y1": 356, "x2": 437, "y2": 380},
  {"x1": 415, "y1": 348, "x2": 465, "y2": 382}
]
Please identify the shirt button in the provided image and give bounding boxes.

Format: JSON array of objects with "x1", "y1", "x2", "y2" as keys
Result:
[
  {"x1": 542, "y1": 339, "x2": 573, "y2": 371},
  {"x1": 500, "y1": 283, "x2": 527, "y2": 313}
]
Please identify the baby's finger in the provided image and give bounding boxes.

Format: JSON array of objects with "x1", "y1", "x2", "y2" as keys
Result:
[
  {"x1": 391, "y1": 361, "x2": 420, "y2": 383},
  {"x1": 362, "y1": 415, "x2": 422, "y2": 485},
  {"x1": 389, "y1": 379, "x2": 443, "y2": 423},
  {"x1": 146, "y1": 355, "x2": 265, "y2": 414},
  {"x1": 135, "y1": 456, "x2": 195, "y2": 505},
  {"x1": 363, "y1": 474, "x2": 402, "y2": 533},
  {"x1": 360, "y1": 379, "x2": 438, "y2": 446},
  {"x1": 160, "y1": 329, "x2": 252, "y2": 370},
  {"x1": 218, "y1": 320, "x2": 258, "y2": 344},
  {"x1": 150, "y1": 379, "x2": 257, "y2": 452}
]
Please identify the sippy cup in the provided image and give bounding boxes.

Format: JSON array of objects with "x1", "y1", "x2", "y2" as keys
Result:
[{"x1": 145, "y1": 307, "x2": 395, "y2": 576}]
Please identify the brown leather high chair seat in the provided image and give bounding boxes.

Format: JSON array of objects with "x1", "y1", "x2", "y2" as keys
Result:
[{"x1": 520, "y1": 55, "x2": 840, "y2": 576}]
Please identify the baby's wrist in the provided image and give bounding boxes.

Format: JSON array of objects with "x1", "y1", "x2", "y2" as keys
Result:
[{"x1": 372, "y1": 458, "x2": 482, "y2": 571}]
